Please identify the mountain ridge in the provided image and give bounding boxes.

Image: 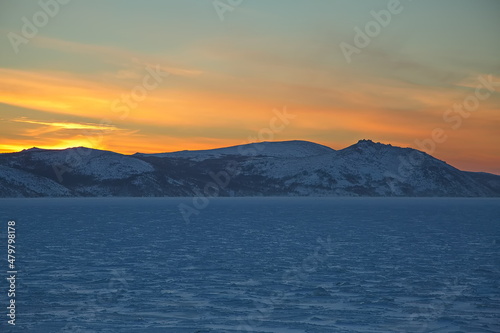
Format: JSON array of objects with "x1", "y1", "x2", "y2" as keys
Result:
[{"x1": 0, "y1": 140, "x2": 499, "y2": 197}]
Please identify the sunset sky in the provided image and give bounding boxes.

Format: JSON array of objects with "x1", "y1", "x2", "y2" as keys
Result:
[{"x1": 0, "y1": 0, "x2": 499, "y2": 173}]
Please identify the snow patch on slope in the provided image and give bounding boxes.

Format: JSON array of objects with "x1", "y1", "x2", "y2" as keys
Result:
[
  {"x1": 29, "y1": 148, "x2": 154, "y2": 180},
  {"x1": 0, "y1": 165, "x2": 71, "y2": 197}
]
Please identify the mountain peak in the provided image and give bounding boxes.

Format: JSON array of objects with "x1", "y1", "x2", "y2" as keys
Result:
[
  {"x1": 22, "y1": 147, "x2": 46, "y2": 152},
  {"x1": 339, "y1": 139, "x2": 394, "y2": 155},
  {"x1": 356, "y1": 139, "x2": 387, "y2": 146},
  {"x1": 352, "y1": 139, "x2": 393, "y2": 148},
  {"x1": 138, "y1": 140, "x2": 335, "y2": 159}
]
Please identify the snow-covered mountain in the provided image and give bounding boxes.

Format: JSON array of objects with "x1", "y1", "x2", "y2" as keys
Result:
[
  {"x1": 135, "y1": 140, "x2": 334, "y2": 160},
  {"x1": 0, "y1": 140, "x2": 498, "y2": 197}
]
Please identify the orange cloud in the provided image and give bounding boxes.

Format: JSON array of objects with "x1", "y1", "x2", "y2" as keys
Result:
[
  {"x1": 0, "y1": 51, "x2": 497, "y2": 174},
  {"x1": 12, "y1": 118, "x2": 118, "y2": 132}
]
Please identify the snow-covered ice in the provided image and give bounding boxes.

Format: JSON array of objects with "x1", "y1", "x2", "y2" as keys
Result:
[{"x1": 0, "y1": 197, "x2": 498, "y2": 332}]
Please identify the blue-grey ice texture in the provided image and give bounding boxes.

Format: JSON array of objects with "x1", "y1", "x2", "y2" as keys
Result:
[{"x1": 0, "y1": 197, "x2": 499, "y2": 332}]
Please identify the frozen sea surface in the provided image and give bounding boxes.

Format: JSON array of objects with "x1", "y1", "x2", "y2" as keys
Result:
[{"x1": 0, "y1": 197, "x2": 499, "y2": 332}]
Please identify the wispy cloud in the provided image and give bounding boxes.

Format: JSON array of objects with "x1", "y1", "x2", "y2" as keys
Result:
[
  {"x1": 32, "y1": 36, "x2": 204, "y2": 78},
  {"x1": 12, "y1": 118, "x2": 119, "y2": 131}
]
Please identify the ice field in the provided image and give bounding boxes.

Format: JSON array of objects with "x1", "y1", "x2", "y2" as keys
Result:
[{"x1": 0, "y1": 197, "x2": 499, "y2": 332}]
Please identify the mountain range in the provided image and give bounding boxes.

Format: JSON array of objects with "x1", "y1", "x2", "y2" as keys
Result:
[{"x1": 0, "y1": 139, "x2": 499, "y2": 197}]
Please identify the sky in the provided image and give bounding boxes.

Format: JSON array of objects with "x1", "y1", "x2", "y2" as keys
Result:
[{"x1": 0, "y1": 0, "x2": 499, "y2": 174}]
